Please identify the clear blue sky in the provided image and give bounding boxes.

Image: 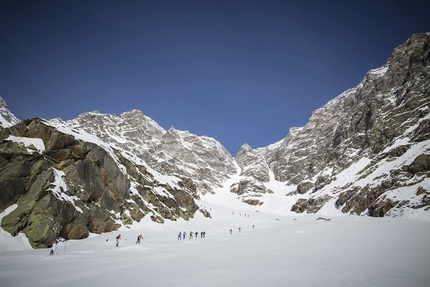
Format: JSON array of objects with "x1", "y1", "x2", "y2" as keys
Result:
[{"x1": 1, "y1": 1, "x2": 429, "y2": 155}]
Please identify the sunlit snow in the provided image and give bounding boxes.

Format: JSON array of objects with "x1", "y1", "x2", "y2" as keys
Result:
[
  {"x1": 6, "y1": 135, "x2": 45, "y2": 154},
  {"x1": 1, "y1": 198, "x2": 429, "y2": 287},
  {"x1": 49, "y1": 169, "x2": 83, "y2": 213}
]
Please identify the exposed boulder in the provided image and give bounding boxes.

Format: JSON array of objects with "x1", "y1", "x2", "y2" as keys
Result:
[
  {"x1": 199, "y1": 208, "x2": 212, "y2": 218},
  {"x1": 291, "y1": 195, "x2": 332, "y2": 214},
  {"x1": 297, "y1": 181, "x2": 314, "y2": 194},
  {"x1": 230, "y1": 177, "x2": 273, "y2": 205},
  {"x1": 403, "y1": 154, "x2": 430, "y2": 175},
  {"x1": 230, "y1": 177, "x2": 272, "y2": 196},
  {"x1": 368, "y1": 197, "x2": 398, "y2": 217}
]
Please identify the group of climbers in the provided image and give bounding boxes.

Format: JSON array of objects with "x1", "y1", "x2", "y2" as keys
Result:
[{"x1": 177, "y1": 231, "x2": 206, "y2": 240}]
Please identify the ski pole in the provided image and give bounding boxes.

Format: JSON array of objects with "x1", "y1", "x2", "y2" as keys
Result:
[{"x1": 64, "y1": 241, "x2": 66, "y2": 254}]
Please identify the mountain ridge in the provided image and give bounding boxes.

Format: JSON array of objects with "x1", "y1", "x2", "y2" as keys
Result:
[{"x1": 0, "y1": 32, "x2": 429, "y2": 248}]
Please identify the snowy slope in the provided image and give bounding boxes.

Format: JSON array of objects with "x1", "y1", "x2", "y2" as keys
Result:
[{"x1": 1, "y1": 197, "x2": 429, "y2": 287}]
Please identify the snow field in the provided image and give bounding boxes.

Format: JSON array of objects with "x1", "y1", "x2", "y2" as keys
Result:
[{"x1": 1, "y1": 200, "x2": 429, "y2": 287}]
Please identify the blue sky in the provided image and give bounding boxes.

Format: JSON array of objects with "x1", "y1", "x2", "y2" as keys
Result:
[{"x1": 1, "y1": 1, "x2": 429, "y2": 155}]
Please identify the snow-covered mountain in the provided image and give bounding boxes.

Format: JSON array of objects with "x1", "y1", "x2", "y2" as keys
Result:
[
  {"x1": 0, "y1": 98, "x2": 20, "y2": 128},
  {"x1": 253, "y1": 33, "x2": 430, "y2": 218},
  {"x1": 0, "y1": 33, "x2": 429, "y2": 248},
  {"x1": 64, "y1": 109, "x2": 237, "y2": 194}
]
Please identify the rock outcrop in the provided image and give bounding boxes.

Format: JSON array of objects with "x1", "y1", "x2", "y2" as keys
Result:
[{"x1": 0, "y1": 118, "x2": 201, "y2": 248}]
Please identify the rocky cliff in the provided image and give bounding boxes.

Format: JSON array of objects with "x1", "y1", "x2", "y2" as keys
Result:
[
  {"x1": 238, "y1": 33, "x2": 430, "y2": 216},
  {"x1": 0, "y1": 118, "x2": 204, "y2": 248}
]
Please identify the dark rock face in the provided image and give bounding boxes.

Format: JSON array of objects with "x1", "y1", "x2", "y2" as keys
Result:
[
  {"x1": 290, "y1": 195, "x2": 332, "y2": 214},
  {"x1": 0, "y1": 118, "x2": 202, "y2": 248},
  {"x1": 297, "y1": 181, "x2": 314, "y2": 195},
  {"x1": 403, "y1": 154, "x2": 430, "y2": 174}
]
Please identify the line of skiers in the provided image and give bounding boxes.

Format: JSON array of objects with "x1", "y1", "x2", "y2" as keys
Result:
[
  {"x1": 232, "y1": 212, "x2": 250, "y2": 217},
  {"x1": 177, "y1": 231, "x2": 206, "y2": 240},
  {"x1": 113, "y1": 234, "x2": 143, "y2": 247},
  {"x1": 50, "y1": 224, "x2": 255, "y2": 253},
  {"x1": 51, "y1": 224, "x2": 255, "y2": 252}
]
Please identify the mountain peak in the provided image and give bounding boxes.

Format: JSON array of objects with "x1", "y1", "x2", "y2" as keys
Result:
[
  {"x1": 120, "y1": 109, "x2": 145, "y2": 119},
  {"x1": 236, "y1": 143, "x2": 253, "y2": 154},
  {"x1": 0, "y1": 97, "x2": 20, "y2": 128}
]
